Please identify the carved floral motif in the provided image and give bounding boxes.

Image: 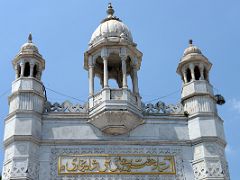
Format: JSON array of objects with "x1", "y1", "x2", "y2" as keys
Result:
[
  {"x1": 2, "y1": 159, "x2": 39, "y2": 180},
  {"x1": 44, "y1": 100, "x2": 88, "y2": 113},
  {"x1": 142, "y1": 101, "x2": 184, "y2": 115},
  {"x1": 193, "y1": 159, "x2": 230, "y2": 180}
]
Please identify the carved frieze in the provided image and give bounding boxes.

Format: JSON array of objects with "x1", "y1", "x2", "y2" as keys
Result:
[
  {"x1": 142, "y1": 101, "x2": 184, "y2": 115},
  {"x1": 44, "y1": 100, "x2": 88, "y2": 113},
  {"x1": 2, "y1": 159, "x2": 39, "y2": 180},
  {"x1": 192, "y1": 159, "x2": 230, "y2": 180}
]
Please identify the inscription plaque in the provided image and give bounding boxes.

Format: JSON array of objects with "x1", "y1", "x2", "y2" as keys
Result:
[{"x1": 58, "y1": 154, "x2": 176, "y2": 175}]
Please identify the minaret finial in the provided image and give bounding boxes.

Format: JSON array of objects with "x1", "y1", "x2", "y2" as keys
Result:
[
  {"x1": 28, "y1": 33, "x2": 32, "y2": 43},
  {"x1": 107, "y1": 3, "x2": 114, "y2": 17},
  {"x1": 189, "y1": 39, "x2": 193, "y2": 45}
]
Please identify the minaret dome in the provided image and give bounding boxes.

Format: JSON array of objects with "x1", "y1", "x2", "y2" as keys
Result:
[{"x1": 12, "y1": 33, "x2": 45, "y2": 80}]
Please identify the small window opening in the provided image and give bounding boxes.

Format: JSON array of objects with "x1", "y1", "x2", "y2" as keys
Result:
[
  {"x1": 94, "y1": 75, "x2": 102, "y2": 93},
  {"x1": 17, "y1": 65, "x2": 21, "y2": 78},
  {"x1": 33, "y1": 64, "x2": 38, "y2": 78},
  {"x1": 194, "y1": 66, "x2": 201, "y2": 80},
  {"x1": 186, "y1": 68, "x2": 192, "y2": 82},
  {"x1": 24, "y1": 62, "x2": 30, "y2": 77}
]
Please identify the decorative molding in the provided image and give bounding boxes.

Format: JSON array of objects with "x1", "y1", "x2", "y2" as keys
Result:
[
  {"x1": 2, "y1": 159, "x2": 39, "y2": 180},
  {"x1": 44, "y1": 100, "x2": 88, "y2": 113},
  {"x1": 192, "y1": 159, "x2": 230, "y2": 180},
  {"x1": 142, "y1": 101, "x2": 184, "y2": 115}
]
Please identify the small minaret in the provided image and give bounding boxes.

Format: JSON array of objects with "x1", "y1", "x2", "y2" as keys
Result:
[
  {"x1": 177, "y1": 40, "x2": 230, "y2": 179},
  {"x1": 2, "y1": 34, "x2": 45, "y2": 180}
]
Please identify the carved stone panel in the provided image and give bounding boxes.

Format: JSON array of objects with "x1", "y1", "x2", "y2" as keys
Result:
[{"x1": 49, "y1": 146, "x2": 186, "y2": 180}]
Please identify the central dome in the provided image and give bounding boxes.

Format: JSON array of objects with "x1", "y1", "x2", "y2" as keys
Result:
[{"x1": 89, "y1": 3, "x2": 133, "y2": 47}]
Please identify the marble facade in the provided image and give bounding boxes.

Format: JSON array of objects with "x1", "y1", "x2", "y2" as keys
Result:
[{"x1": 1, "y1": 3, "x2": 229, "y2": 180}]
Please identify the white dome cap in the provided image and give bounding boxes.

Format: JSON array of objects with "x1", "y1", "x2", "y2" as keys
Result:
[
  {"x1": 20, "y1": 33, "x2": 40, "y2": 53},
  {"x1": 183, "y1": 39, "x2": 202, "y2": 57},
  {"x1": 89, "y1": 3, "x2": 134, "y2": 46}
]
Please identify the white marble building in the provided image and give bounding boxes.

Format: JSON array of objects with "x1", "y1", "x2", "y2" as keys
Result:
[{"x1": 1, "y1": 3, "x2": 230, "y2": 180}]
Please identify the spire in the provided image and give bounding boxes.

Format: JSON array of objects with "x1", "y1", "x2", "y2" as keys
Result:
[
  {"x1": 189, "y1": 39, "x2": 193, "y2": 46},
  {"x1": 101, "y1": 3, "x2": 121, "y2": 23},
  {"x1": 107, "y1": 3, "x2": 114, "y2": 17},
  {"x1": 28, "y1": 33, "x2": 32, "y2": 43}
]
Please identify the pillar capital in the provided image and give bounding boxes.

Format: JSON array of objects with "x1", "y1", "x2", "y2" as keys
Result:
[
  {"x1": 199, "y1": 63, "x2": 204, "y2": 70},
  {"x1": 120, "y1": 55, "x2": 127, "y2": 61},
  {"x1": 101, "y1": 47, "x2": 109, "y2": 59},
  {"x1": 88, "y1": 56, "x2": 95, "y2": 67},
  {"x1": 29, "y1": 60, "x2": 35, "y2": 66},
  {"x1": 119, "y1": 47, "x2": 127, "y2": 58},
  {"x1": 189, "y1": 63, "x2": 194, "y2": 70},
  {"x1": 19, "y1": 60, "x2": 25, "y2": 66}
]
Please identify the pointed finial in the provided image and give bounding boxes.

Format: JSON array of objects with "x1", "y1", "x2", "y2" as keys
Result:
[
  {"x1": 28, "y1": 33, "x2": 32, "y2": 43},
  {"x1": 189, "y1": 39, "x2": 193, "y2": 45},
  {"x1": 107, "y1": 3, "x2": 114, "y2": 17}
]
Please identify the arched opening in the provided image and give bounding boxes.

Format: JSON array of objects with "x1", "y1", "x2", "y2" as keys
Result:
[
  {"x1": 94, "y1": 75, "x2": 103, "y2": 93},
  {"x1": 127, "y1": 75, "x2": 133, "y2": 92},
  {"x1": 33, "y1": 64, "x2": 38, "y2": 78},
  {"x1": 17, "y1": 65, "x2": 21, "y2": 78},
  {"x1": 204, "y1": 68, "x2": 208, "y2": 81},
  {"x1": 194, "y1": 66, "x2": 201, "y2": 80},
  {"x1": 24, "y1": 62, "x2": 30, "y2": 77},
  {"x1": 109, "y1": 79, "x2": 119, "y2": 89},
  {"x1": 186, "y1": 68, "x2": 192, "y2": 82}
]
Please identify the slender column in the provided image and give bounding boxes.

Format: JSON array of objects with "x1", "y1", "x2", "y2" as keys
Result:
[
  {"x1": 103, "y1": 57, "x2": 109, "y2": 88},
  {"x1": 199, "y1": 64, "x2": 204, "y2": 80},
  {"x1": 189, "y1": 63, "x2": 195, "y2": 81},
  {"x1": 15, "y1": 65, "x2": 19, "y2": 79},
  {"x1": 36, "y1": 67, "x2": 42, "y2": 80},
  {"x1": 30, "y1": 62, "x2": 35, "y2": 77},
  {"x1": 132, "y1": 66, "x2": 139, "y2": 94},
  {"x1": 20, "y1": 61, "x2": 25, "y2": 77},
  {"x1": 89, "y1": 65, "x2": 94, "y2": 96},
  {"x1": 121, "y1": 56, "x2": 128, "y2": 89},
  {"x1": 182, "y1": 69, "x2": 187, "y2": 83}
]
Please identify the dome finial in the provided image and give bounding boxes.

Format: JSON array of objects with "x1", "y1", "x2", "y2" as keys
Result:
[
  {"x1": 189, "y1": 39, "x2": 193, "y2": 45},
  {"x1": 28, "y1": 33, "x2": 32, "y2": 43},
  {"x1": 107, "y1": 3, "x2": 114, "y2": 17}
]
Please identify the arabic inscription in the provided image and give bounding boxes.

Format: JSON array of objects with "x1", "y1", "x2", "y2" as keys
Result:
[{"x1": 58, "y1": 154, "x2": 176, "y2": 175}]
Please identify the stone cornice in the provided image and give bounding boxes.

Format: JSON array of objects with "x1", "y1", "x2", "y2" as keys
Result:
[
  {"x1": 3, "y1": 135, "x2": 40, "y2": 147},
  {"x1": 181, "y1": 93, "x2": 216, "y2": 102},
  {"x1": 187, "y1": 112, "x2": 223, "y2": 122},
  {"x1": 3, "y1": 135, "x2": 226, "y2": 148},
  {"x1": 191, "y1": 136, "x2": 227, "y2": 147},
  {"x1": 42, "y1": 113, "x2": 89, "y2": 120},
  {"x1": 8, "y1": 89, "x2": 45, "y2": 102},
  {"x1": 5, "y1": 110, "x2": 42, "y2": 122}
]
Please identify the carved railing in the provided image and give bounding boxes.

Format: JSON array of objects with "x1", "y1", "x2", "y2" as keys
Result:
[
  {"x1": 110, "y1": 89, "x2": 123, "y2": 100},
  {"x1": 44, "y1": 100, "x2": 88, "y2": 113},
  {"x1": 142, "y1": 101, "x2": 184, "y2": 115},
  {"x1": 44, "y1": 100, "x2": 183, "y2": 115}
]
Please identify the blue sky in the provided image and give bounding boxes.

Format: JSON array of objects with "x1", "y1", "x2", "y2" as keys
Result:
[{"x1": 0, "y1": 0, "x2": 239, "y2": 179}]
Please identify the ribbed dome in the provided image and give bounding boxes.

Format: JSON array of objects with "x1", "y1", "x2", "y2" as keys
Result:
[
  {"x1": 20, "y1": 33, "x2": 39, "y2": 54},
  {"x1": 89, "y1": 19, "x2": 133, "y2": 45},
  {"x1": 21, "y1": 42, "x2": 39, "y2": 53},
  {"x1": 183, "y1": 40, "x2": 202, "y2": 56},
  {"x1": 89, "y1": 3, "x2": 133, "y2": 46}
]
